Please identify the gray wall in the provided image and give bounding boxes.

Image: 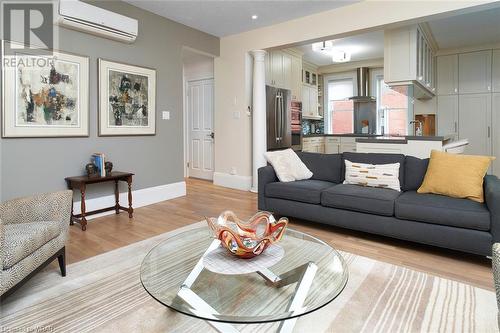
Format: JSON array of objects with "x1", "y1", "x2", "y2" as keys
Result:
[{"x1": 0, "y1": 1, "x2": 219, "y2": 201}]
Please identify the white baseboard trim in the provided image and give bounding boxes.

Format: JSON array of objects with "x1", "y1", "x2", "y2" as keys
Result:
[
  {"x1": 213, "y1": 172, "x2": 252, "y2": 191},
  {"x1": 73, "y1": 181, "x2": 186, "y2": 220}
]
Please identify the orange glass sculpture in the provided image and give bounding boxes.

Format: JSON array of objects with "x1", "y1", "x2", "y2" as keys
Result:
[{"x1": 205, "y1": 211, "x2": 288, "y2": 259}]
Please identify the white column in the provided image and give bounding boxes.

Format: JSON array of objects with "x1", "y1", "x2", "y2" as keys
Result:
[{"x1": 250, "y1": 50, "x2": 267, "y2": 193}]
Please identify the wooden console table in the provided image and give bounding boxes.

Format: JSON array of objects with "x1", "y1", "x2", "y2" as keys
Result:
[{"x1": 65, "y1": 172, "x2": 134, "y2": 231}]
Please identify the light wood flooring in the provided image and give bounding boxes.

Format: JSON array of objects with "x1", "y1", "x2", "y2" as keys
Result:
[{"x1": 63, "y1": 178, "x2": 494, "y2": 290}]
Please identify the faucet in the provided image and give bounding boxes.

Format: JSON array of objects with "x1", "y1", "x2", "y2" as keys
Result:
[{"x1": 410, "y1": 120, "x2": 423, "y2": 136}]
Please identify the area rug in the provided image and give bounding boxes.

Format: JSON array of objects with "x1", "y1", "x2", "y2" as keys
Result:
[{"x1": 1, "y1": 222, "x2": 498, "y2": 333}]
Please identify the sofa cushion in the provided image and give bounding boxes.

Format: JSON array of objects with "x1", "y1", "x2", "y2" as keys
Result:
[
  {"x1": 344, "y1": 159, "x2": 401, "y2": 191},
  {"x1": 3, "y1": 220, "x2": 60, "y2": 269},
  {"x1": 403, "y1": 156, "x2": 429, "y2": 191},
  {"x1": 395, "y1": 191, "x2": 490, "y2": 231},
  {"x1": 321, "y1": 184, "x2": 401, "y2": 216},
  {"x1": 264, "y1": 148, "x2": 312, "y2": 182},
  {"x1": 342, "y1": 152, "x2": 405, "y2": 183},
  {"x1": 297, "y1": 152, "x2": 342, "y2": 183},
  {"x1": 265, "y1": 180, "x2": 335, "y2": 204}
]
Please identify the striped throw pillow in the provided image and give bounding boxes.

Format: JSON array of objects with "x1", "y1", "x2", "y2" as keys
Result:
[{"x1": 344, "y1": 160, "x2": 401, "y2": 191}]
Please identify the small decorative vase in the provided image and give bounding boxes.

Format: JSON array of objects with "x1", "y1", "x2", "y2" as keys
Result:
[
  {"x1": 205, "y1": 211, "x2": 288, "y2": 259},
  {"x1": 105, "y1": 161, "x2": 113, "y2": 175},
  {"x1": 85, "y1": 163, "x2": 97, "y2": 176}
]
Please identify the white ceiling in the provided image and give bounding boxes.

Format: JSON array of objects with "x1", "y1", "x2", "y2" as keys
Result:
[
  {"x1": 124, "y1": 0, "x2": 358, "y2": 37},
  {"x1": 299, "y1": 30, "x2": 384, "y2": 66},
  {"x1": 428, "y1": 7, "x2": 500, "y2": 50}
]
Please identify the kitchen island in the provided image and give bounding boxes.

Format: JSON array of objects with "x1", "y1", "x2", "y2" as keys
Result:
[
  {"x1": 302, "y1": 134, "x2": 381, "y2": 154},
  {"x1": 302, "y1": 134, "x2": 456, "y2": 158},
  {"x1": 356, "y1": 135, "x2": 454, "y2": 158}
]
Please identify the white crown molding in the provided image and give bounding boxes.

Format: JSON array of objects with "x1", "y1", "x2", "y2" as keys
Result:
[
  {"x1": 436, "y1": 42, "x2": 500, "y2": 56},
  {"x1": 213, "y1": 172, "x2": 252, "y2": 191},
  {"x1": 72, "y1": 181, "x2": 186, "y2": 220}
]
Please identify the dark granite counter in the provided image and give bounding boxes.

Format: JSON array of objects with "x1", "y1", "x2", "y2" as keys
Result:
[
  {"x1": 356, "y1": 136, "x2": 446, "y2": 144},
  {"x1": 302, "y1": 133, "x2": 382, "y2": 138}
]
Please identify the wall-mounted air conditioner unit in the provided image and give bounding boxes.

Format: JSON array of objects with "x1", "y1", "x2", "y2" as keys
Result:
[{"x1": 57, "y1": 0, "x2": 138, "y2": 43}]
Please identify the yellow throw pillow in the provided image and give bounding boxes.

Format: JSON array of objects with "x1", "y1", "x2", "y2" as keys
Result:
[{"x1": 417, "y1": 150, "x2": 494, "y2": 203}]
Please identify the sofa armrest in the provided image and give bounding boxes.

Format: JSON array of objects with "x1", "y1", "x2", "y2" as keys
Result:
[
  {"x1": 0, "y1": 190, "x2": 73, "y2": 230},
  {"x1": 485, "y1": 175, "x2": 500, "y2": 244},
  {"x1": 258, "y1": 165, "x2": 278, "y2": 210}
]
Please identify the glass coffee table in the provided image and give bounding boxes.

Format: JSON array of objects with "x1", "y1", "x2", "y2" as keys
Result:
[{"x1": 140, "y1": 226, "x2": 348, "y2": 333}]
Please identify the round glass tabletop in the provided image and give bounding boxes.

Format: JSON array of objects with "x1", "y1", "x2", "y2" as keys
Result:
[{"x1": 140, "y1": 226, "x2": 348, "y2": 324}]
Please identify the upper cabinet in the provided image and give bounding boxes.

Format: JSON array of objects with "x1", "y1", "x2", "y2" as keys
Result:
[
  {"x1": 436, "y1": 54, "x2": 458, "y2": 95},
  {"x1": 492, "y1": 49, "x2": 500, "y2": 93},
  {"x1": 458, "y1": 50, "x2": 492, "y2": 94},
  {"x1": 302, "y1": 85, "x2": 320, "y2": 119},
  {"x1": 265, "y1": 50, "x2": 302, "y2": 100},
  {"x1": 384, "y1": 24, "x2": 436, "y2": 99},
  {"x1": 290, "y1": 55, "x2": 302, "y2": 101},
  {"x1": 302, "y1": 61, "x2": 318, "y2": 87}
]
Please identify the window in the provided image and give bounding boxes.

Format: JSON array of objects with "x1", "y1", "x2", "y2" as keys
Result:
[
  {"x1": 327, "y1": 78, "x2": 354, "y2": 134},
  {"x1": 375, "y1": 75, "x2": 410, "y2": 136}
]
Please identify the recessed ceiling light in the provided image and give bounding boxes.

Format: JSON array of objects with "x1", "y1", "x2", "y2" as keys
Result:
[{"x1": 251, "y1": 15, "x2": 258, "y2": 20}]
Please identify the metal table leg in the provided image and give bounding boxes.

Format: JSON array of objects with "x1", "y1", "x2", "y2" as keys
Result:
[{"x1": 176, "y1": 240, "x2": 318, "y2": 333}]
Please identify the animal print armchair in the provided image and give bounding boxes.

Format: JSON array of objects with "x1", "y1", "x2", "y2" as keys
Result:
[
  {"x1": 493, "y1": 243, "x2": 500, "y2": 327},
  {"x1": 0, "y1": 190, "x2": 72, "y2": 300}
]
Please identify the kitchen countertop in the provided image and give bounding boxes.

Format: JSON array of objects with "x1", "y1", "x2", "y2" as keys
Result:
[
  {"x1": 355, "y1": 135, "x2": 446, "y2": 144},
  {"x1": 302, "y1": 133, "x2": 382, "y2": 138}
]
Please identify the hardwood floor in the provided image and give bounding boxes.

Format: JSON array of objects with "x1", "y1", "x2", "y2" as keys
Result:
[{"x1": 64, "y1": 178, "x2": 494, "y2": 290}]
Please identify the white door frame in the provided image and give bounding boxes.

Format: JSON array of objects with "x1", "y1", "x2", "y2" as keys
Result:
[
  {"x1": 184, "y1": 78, "x2": 215, "y2": 180},
  {"x1": 182, "y1": 45, "x2": 216, "y2": 179}
]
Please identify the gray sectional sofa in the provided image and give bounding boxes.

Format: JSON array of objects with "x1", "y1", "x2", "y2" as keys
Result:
[{"x1": 258, "y1": 152, "x2": 500, "y2": 256}]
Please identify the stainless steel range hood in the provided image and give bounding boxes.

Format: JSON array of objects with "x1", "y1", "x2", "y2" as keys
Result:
[{"x1": 349, "y1": 67, "x2": 375, "y2": 102}]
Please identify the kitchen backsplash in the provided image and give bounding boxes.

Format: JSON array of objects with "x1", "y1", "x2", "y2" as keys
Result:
[{"x1": 302, "y1": 119, "x2": 324, "y2": 135}]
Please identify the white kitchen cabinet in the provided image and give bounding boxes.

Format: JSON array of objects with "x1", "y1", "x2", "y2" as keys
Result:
[
  {"x1": 437, "y1": 54, "x2": 458, "y2": 95},
  {"x1": 266, "y1": 50, "x2": 301, "y2": 97},
  {"x1": 493, "y1": 50, "x2": 500, "y2": 93},
  {"x1": 290, "y1": 55, "x2": 302, "y2": 100},
  {"x1": 339, "y1": 137, "x2": 357, "y2": 153},
  {"x1": 309, "y1": 87, "x2": 318, "y2": 114},
  {"x1": 271, "y1": 51, "x2": 285, "y2": 88},
  {"x1": 325, "y1": 137, "x2": 340, "y2": 154},
  {"x1": 340, "y1": 143, "x2": 357, "y2": 153},
  {"x1": 493, "y1": 93, "x2": 500, "y2": 175},
  {"x1": 437, "y1": 95, "x2": 459, "y2": 138},
  {"x1": 302, "y1": 85, "x2": 321, "y2": 119},
  {"x1": 302, "y1": 137, "x2": 325, "y2": 153},
  {"x1": 459, "y1": 93, "x2": 492, "y2": 156},
  {"x1": 282, "y1": 52, "x2": 292, "y2": 90},
  {"x1": 302, "y1": 62, "x2": 318, "y2": 86},
  {"x1": 458, "y1": 50, "x2": 492, "y2": 94},
  {"x1": 384, "y1": 24, "x2": 436, "y2": 97}
]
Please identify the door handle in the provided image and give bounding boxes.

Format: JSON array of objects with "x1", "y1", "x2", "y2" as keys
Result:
[
  {"x1": 488, "y1": 126, "x2": 491, "y2": 138},
  {"x1": 454, "y1": 122, "x2": 457, "y2": 133},
  {"x1": 275, "y1": 94, "x2": 279, "y2": 142},
  {"x1": 207, "y1": 132, "x2": 214, "y2": 139}
]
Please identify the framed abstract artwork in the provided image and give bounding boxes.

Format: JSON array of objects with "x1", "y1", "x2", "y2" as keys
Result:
[
  {"x1": 98, "y1": 59, "x2": 156, "y2": 136},
  {"x1": 1, "y1": 41, "x2": 89, "y2": 137}
]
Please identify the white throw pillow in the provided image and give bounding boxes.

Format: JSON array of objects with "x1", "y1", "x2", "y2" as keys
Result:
[
  {"x1": 264, "y1": 149, "x2": 313, "y2": 182},
  {"x1": 344, "y1": 160, "x2": 401, "y2": 191}
]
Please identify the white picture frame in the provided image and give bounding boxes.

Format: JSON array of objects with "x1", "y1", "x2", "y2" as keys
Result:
[
  {"x1": 1, "y1": 41, "x2": 89, "y2": 138},
  {"x1": 98, "y1": 58, "x2": 156, "y2": 136}
]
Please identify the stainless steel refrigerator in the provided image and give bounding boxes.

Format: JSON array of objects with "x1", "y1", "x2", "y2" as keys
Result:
[{"x1": 266, "y1": 85, "x2": 292, "y2": 151}]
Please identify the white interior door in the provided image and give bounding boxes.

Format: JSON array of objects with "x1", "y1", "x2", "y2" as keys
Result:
[{"x1": 187, "y1": 79, "x2": 214, "y2": 180}]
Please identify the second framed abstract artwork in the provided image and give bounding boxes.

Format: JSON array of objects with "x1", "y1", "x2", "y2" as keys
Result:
[{"x1": 98, "y1": 59, "x2": 156, "y2": 136}]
